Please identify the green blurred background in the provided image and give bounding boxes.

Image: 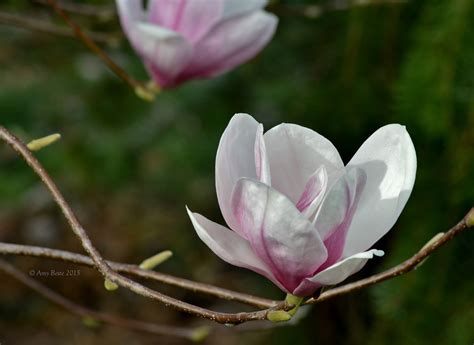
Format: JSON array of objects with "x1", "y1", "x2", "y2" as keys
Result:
[{"x1": 0, "y1": 0, "x2": 473, "y2": 344}]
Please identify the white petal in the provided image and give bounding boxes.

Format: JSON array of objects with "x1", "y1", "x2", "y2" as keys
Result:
[
  {"x1": 186, "y1": 207, "x2": 285, "y2": 291},
  {"x1": 264, "y1": 124, "x2": 345, "y2": 204},
  {"x1": 343, "y1": 125, "x2": 417, "y2": 257},
  {"x1": 254, "y1": 124, "x2": 271, "y2": 185},
  {"x1": 215, "y1": 114, "x2": 260, "y2": 232},
  {"x1": 293, "y1": 249, "x2": 384, "y2": 296},
  {"x1": 231, "y1": 178, "x2": 327, "y2": 292}
]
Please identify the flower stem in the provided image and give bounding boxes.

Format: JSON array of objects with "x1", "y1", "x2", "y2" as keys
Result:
[{"x1": 285, "y1": 294, "x2": 304, "y2": 316}]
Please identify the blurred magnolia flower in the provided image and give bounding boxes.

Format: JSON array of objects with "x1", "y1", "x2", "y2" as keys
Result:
[
  {"x1": 116, "y1": 0, "x2": 278, "y2": 88},
  {"x1": 187, "y1": 114, "x2": 417, "y2": 297}
]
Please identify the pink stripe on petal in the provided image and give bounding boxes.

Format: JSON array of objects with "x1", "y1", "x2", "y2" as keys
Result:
[
  {"x1": 313, "y1": 168, "x2": 367, "y2": 272},
  {"x1": 296, "y1": 166, "x2": 327, "y2": 218}
]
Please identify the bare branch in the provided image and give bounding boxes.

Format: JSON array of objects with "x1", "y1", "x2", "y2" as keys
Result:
[
  {"x1": 0, "y1": 259, "x2": 206, "y2": 340},
  {"x1": 0, "y1": 10, "x2": 118, "y2": 45},
  {"x1": 0, "y1": 242, "x2": 277, "y2": 309}
]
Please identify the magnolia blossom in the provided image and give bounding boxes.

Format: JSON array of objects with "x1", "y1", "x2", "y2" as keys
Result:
[
  {"x1": 116, "y1": 0, "x2": 278, "y2": 88},
  {"x1": 187, "y1": 114, "x2": 416, "y2": 297}
]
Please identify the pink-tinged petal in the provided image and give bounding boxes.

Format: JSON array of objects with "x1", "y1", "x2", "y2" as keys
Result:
[
  {"x1": 148, "y1": 0, "x2": 269, "y2": 43},
  {"x1": 116, "y1": 0, "x2": 146, "y2": 32},
  {"x1": 177, "y1": 10, "x2": 277, "y2": 82},
  {"x1": 216, "y1": 114, "x2": 259, "y2": 233},
  {"x1": 133, "y1": 24, "x2": 193, "y2": 87},
  {"x1": 254, "y1": 124, "x2": 271, "y2": 185},
  {"x1": 186, "y1": 207, "x2": 286, "y2": 291},
  {"x1": 231, "y1": 178, "x2": 327, "y2": 293},
  {"x1": 293, "y1": 249, "x2": 384, "y2": 296},
  {"x1": 296, "y1": 166, "x2": 327, "y2": 218},
  {"x1": 314, "y1": 168, "x2": 367, "y2": 271},
  {"x1": 264, "y1": 124, "x2": 345, "y2": 204},
  {"x1": 343, "y1": 125, "x2": 417, "y2": 257},
  {"x1": 148, "y1": 0, "x2": 223, "y2": 43}
]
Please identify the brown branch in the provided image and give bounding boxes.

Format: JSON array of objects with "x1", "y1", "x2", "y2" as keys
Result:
[
  {"x1": 0, "y1": 259, "x2": 204, "y2": 340},
  {"x1": 0, "y1": 125, "x2": 288, "y2": 324},
  {"x1": 309, "y1": 208, "x2": 473, "y2": 304},
  {"x1": 0, "y1": 242, "x2": 277, "y2": 309},
  {"x1": 0, "y1": 10, "x2": 118, "y2": 45},
  {"x1": 44, "y1": 0, "x2": 154, "y2": 100},
  {"x1": 33, "y1": 0, "x2": 116, "y2": 19}
]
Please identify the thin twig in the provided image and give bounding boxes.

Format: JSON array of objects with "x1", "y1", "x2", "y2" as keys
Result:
[
  {"x1": 0, "y1": 125, "x2": 288, "y2": 324},
  {"x1": 0, "y1": 11, "x2": 118, "y2": 45},
  {"x1": 44, "y1": 0, "x2": 153, "y2": 100},
  {"x1": 0, "y1": 259, "x2": 202, "y2": 340},
  {"x1": 0, "y1": 242, "x2": 277, "y2": 309},
  {"x1": 33, "y1": 0, "x2": 116, "y2": 19}
]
